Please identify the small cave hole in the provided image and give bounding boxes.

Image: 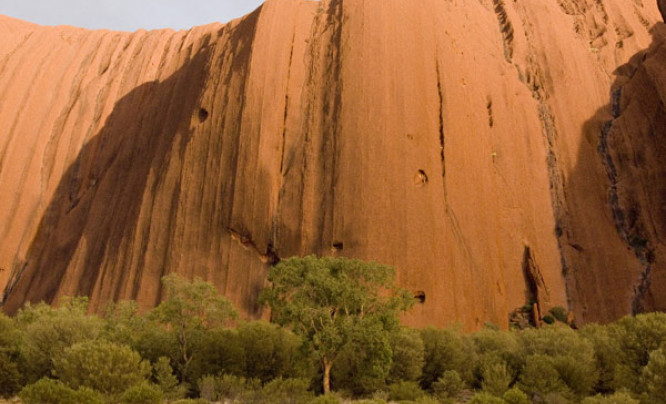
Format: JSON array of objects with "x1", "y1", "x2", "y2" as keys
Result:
[
  {"x1": 198, "y1": 108, "x2": 209, "y2": 123},
  {"x1": 332, "y1": 241, "x2": 344, "y2": 251},
  {"x1": 414, "y1": 291, "x2": 426, "y2": 303},
  {"x1": 414, "y1": 170, "x2": 428, "y2": 186}
]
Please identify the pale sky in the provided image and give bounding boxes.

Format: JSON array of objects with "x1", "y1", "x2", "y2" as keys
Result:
[{"x1": 0, "y1": 0, "x2": 266, "y2": 31}]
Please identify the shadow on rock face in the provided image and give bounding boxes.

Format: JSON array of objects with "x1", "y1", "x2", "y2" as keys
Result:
[{"x1": 564, "y1": 24, "x2": 666, "y2": 322}]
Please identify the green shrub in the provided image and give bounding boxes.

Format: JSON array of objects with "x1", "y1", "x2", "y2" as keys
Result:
[
  {"x1": 172, "y1": 399, "x2": 210, "y2": 404},
  {"x1": 579, "y1": 323, "x2": 619, "y2": 393},
  {"x1": 121, "y1": 382, "x2": 164, "y2": 404},
  {"x1": 238, "y1": 321, "x2": 305, "y2": 382},
  {"x1": 389, "y1": 327, "x2": 425, "y2": 383},
  {"x1": 53, "y1": 339, "x2": 151, "y2": 395},
  {"x1": 607, "y1": 312, "x2": 666, "y2": 393},
  {"x1": 468, "y1": 391, "x2": 506, "y2": 404},
  {"x1": 0, "y1": 351, "x2": 21, "y2": 398},
  {"x1": 479, "y1": 356, "x2": 512, "y2": 396},
  {"x1": 15, "y1": 298, "x2": 103, "y2": 383},
  {"x1": 518, "y1": 326, "x2": 597, "y2": 398},
  {"x1": 152, "y1": 356, "x2": 185, "y2": 399},
  {"x1": 420, "y1": 327, "x2": 475, "y2": 390},
  {"x1": 197, "y1": 374, "x2": 260, "y2": 402},
  {"x1": 388, "y1": 381, "x2": 424, "y2": 401},
  {"x1": 331, "y1": 319, "x2": 394, "y2": 395},
  {"x1": 308, "y1": 394, "x2": 341, "y2": 404},
  {"x1": 517, "y1": 354, "x2": 570, "y2": 399},
  {"x1": 581, "y1": 391, "x2": 639, "y2": 404},
  {"x1": 549, "y1": 307, "x2": 569, "y2": 324},
  {"x1": 260, "y1": 377, "x2": 314, "y2": 404},
  {"x1": 19, "y1": 378, "x2": 103, "y2": 404},
  {"x1": 641, "y1": 346, "x2": 666, "y2": 404},
  {"x1": 431, "y1": 370, "x2": 463, "y2": 400},
  {"x1": 187, "y1": 328, "x2": 243, "y2": 386},
  {"x1": 502, "y1": 387, "x2": 529, "y2": 404}
]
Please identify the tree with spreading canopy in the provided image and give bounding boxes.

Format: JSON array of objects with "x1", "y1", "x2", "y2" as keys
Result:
[{"x1": 260, "y1": 255, "x2": 414, "y2": 394}]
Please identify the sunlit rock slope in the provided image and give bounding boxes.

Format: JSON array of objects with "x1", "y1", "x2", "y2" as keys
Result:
[{"x1": 0, "y1": 0, "x2": 664, "y2": 328}]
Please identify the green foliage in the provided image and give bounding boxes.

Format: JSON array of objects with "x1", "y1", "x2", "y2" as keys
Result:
[
  {"x1": 581, "y1": 392, "x2": 639, "y2": 404},
  {"x1": 186, "y1": 327, "x2": 244, "y2": 387},
  {"x1": 150, "y1": 274, "x2": 238, "y2": 381},
  {"x1": 608, "y1": 313, "x2": 666, "y2": 393},
  {"x1": 431, "y1": 370, "x2": 464, "y2": 401},
  {"x1": 420, "y1": 326, "x2": 475, "y2": 390},
  {"x1": 197, "y1": 374, "x2": 260, "y2": 402},
  {"x1": 579, "y1": 323, "x2": 620, "y2": 393},
  {"x1": 387, "y1": 381, "x2": 424, "y2": 401},
  {"x1": 237, "y1": 320, "x2": 305, "y2": 382},
  {"x1": 15, "y1": 297, "x2": 103, "y2": 383},
  {"x1": 517, "y1": 354, "x2": 570, "y2": 400},
  {"x1": 260, "y1": 377, "x2": 314, "y2": 404},
  {"x1": 260, "y1": 256, "x2": 413, "y2": 393},
  {"x1": 502, "y1": 387, "x2": 529, "y2": 404},
  {"x1": 308, "y1": 394, "x2": 341, "y2": 404},
  {"x1": 518, "y1": 325, "x2": 597, "y2": 398},
  {"x1": 53, "y1": 339, "x2": 151, "y2": 395},
  {"x1": 19, "y1": 378, "x2": 104, "y2": 404},
  {"x1": 120, "y1": 382, "x2": 164, "y2": 404},
  {"x1": 153, "y1": 356, "x2": 186, "y2": 399},
  {"x1": 641, "y1": 345, "x2": 666, "y2": 404},
  {"x1": 549, "y1": 307, "x2": 569, "y2": 324},
  {"x1": 389, "y1": 327, "x2": 425, "y2": 383},
  {"x1": 0, "y1": 351, "x2": 21, "y2": 398},
  {"x1": 468, "y1": 391, "x2": 506, "y2": 404},
  {"x1": 331, "y1": 319, "x2": 394, "y2": 395},
  {"x1": 479, "y1": 356, "x2": 512, "y2": 396}
]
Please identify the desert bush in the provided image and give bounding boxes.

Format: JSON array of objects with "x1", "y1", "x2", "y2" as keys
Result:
[
  {"x1": 308, "y1": 394, "x2": 341, "y2": 404},
  {"x1": 581, "y1": 391, "x2": 639, "y2": 404},
  {"x1": 331, "y1": 320, "x2": 394, "y2": 395},
  {"x1": 259, "y1": 377, "x2": 314, "y2": 404},
  {"x1": 238, "y1": 320, "x2": 305, "y2": 382},
  {"x1": 579, "y1": 323, "x2": 620, "y2": 393},
  {"x1": 608, "y1": 313, "x2": 666, "y2": 393},
  {"x1": 389, "y1": 327, "x2": 425, "y2": 383},
  {"x1": 53, "y1": 339, "x2": 150, "y2": 395},
  {"x1": 517, "y1": 354, "x2": 570, "y2": 400},
  {"x1": 641, "y1": 345, "x2": 666, "y2": 404},
  {"x1": 420, "y1": 327, "x2": 475, "y2": 390},
  {"x1": 468, "y1": 391, "x2": 506, "y2": 404},
  {"x1": 502, "y1": 387, "x2": 529, "y2": 404},
  {"x1": 518, "y1": 325, "x2": 597, "y2": 398},
  {"x1": 431, "y1": 370, "x2": 464, "y2": 401},
  {"x1": 19, "y1": 378, "x2": 104, "y2": 404},
  {"x1": 198, "y1": 374, "x2": 260, "y2": 402},
  {"x1": 387, "y1": 380, "x2": 424, "y2": 401},
  {"x1": 186, "y1": 327, "x2": 243, "y2": 387},
  {"x1": 479, "y1": 355, "x2": 513, "y2": 396},
  {"x1": 15, "y1": 298, "x2": 103, "y2": 383},
  {"x1": 121, "y1": 382, "x2": 164, "y2": 404},
  {"x1": 153, "y1": 356, "x2": 186, "y2": 399},
  {"x1": 0, "y1": 351, "x2": 21, "y2": 398}
]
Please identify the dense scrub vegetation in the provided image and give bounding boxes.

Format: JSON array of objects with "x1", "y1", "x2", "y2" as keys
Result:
[{"x1": 0, "y1": 256, "x2": 665, "y2": 403}]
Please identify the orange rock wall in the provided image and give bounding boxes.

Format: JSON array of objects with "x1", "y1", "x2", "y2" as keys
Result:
[{"x1": 0, "y1": 0, "x2": 663, "y2": 327}]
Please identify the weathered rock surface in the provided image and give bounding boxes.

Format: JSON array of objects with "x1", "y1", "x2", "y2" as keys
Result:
[{"x1": 0, "y1": 0, "x2": 664, "y2": 328}]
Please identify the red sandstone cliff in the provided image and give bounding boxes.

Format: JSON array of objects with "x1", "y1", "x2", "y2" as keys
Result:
[{"x1": 0, "y1": 0, "x2": 663, "y2": 328}]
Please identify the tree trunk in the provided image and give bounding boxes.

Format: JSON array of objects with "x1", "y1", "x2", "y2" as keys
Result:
[{"x1": 323, "y1": 358, "x2": 333, "y2": 394}]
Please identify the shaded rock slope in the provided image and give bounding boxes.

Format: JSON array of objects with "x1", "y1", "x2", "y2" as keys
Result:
[{"x1": 0, "y1": 0, "x2": 664, "y2": 328}]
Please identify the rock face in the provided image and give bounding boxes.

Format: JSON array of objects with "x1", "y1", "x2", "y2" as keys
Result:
[{"x1": 0, "y1": 0, "x2": 664, "y2": 328}]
